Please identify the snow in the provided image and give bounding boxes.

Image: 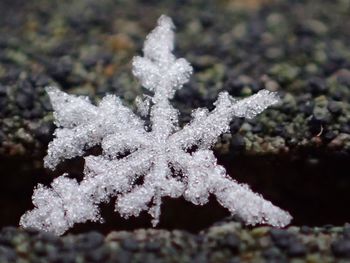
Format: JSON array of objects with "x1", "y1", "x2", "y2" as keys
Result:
[{"x1": 20, "y1": 15, "x2": 291, "y2": 235}]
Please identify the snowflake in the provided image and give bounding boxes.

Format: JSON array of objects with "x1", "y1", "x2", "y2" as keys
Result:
[{"x1": 20, "y1": 15, "x2": 292, "y2": 235}]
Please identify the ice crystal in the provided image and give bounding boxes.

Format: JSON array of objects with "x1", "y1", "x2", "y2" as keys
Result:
[{"x1": 20, "y1": 15, "x2": 292, "y2": 235}]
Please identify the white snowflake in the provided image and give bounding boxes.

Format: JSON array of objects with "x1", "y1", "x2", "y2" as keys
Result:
[{"x1": 20, "y1": 15, "x2": 292, "y2": 235}]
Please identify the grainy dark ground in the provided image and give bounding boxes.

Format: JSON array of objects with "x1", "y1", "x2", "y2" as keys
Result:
[
  {"x1": 1, "y1": 0, "x2": 350, "y2": 262},
  {"x1": 1, "y1": 221, "x2": 350, "y2": 263},
  {"x1": 1, "y1": 0, "x2": 350, "y2": 157}
]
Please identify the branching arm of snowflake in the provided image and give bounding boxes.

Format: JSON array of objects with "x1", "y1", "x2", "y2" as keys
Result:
[{"x1": 20, "y1": 15, "x2": 292, "y2": 235}]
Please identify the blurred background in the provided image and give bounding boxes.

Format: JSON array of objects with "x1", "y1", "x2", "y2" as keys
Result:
[{"x1": 0, "y1": 0, "x2": 350, "y2": 233}]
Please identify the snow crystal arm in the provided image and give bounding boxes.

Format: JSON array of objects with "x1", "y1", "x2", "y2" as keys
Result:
[
  {"x1": 171, "y1": 149, "x2": 291, "y2": 227},
  {"x1": 101, "y1": 130, "x2": 151, "y2": 158},
  {"x1": 46, "y1": 86, "x2": 98, "y2": 128},
  {"x1": 116, "y1": 164, "x2": 165, "y2": 227},
  {"x1": 169, "y1": 149, "x2": 213, "y2": 205},
  {"x1": 169, "y1": 89, "x2": 280, "y2": 150},
  {"x1": 20, "y1": 149, "x2": 153, "y2": 235},
  {"x1": 116, "y1": 154, "x2": 184, "y2": 226},
  {"x1": 231, "y1": 89, "x2": 280, "y2": 119},
  {"x1": 44, "y1": 87, "x2": 146, "y2": 169},
  {"x1": 132, "y1": 15, "x2": 192, "y2": 97},
  {"x1": 116, "y1": 184, "x2": 155, "y2": 219},
  {"x1": 132, "y1": 15, "x2": 192, "y2": 139},
  {"x1": 213, "y1": 176, "x2": 291, "y2": 227}
]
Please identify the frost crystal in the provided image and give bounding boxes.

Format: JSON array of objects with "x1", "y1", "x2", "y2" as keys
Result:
[{"x1": 20, "y1": 15, "x2": 292, "y2": 235}]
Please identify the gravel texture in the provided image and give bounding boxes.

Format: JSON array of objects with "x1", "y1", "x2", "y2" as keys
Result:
[
  {"x1": 1, "y1": 221, "x2": 350, "y2": 263},
  {"x1": 1, "y1": 0, "x2": 350, "y2": 157},
  {"x1": 1, "y1": 0, "x2": 350, "y2": 262}
]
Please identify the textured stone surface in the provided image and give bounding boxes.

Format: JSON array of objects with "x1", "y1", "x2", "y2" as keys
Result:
[
  {"x1": 1, "y1": 0, "x2": 350, "y2": 158},
  {"x1": 1, "y1": 221, "x2": 350, "y2": 262},
  {"x1": 1, "y1": 0, "x2": 350, "y2": 261}
]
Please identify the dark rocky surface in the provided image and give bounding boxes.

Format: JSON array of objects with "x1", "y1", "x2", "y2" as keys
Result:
[
  {"x1": 0, "y1": 0, "x2": 350, "y2": 158},
  {"x1": 1, "y1": 221, "x2": 350, "y2": 262},
  {"x1": 1, "y1": 0, "x2": 350, "y2": 262}
]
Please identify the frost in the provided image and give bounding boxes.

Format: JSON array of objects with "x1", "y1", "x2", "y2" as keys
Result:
[{"x1": 20, "y1": 15, "x2": 292, "y2": 235}]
